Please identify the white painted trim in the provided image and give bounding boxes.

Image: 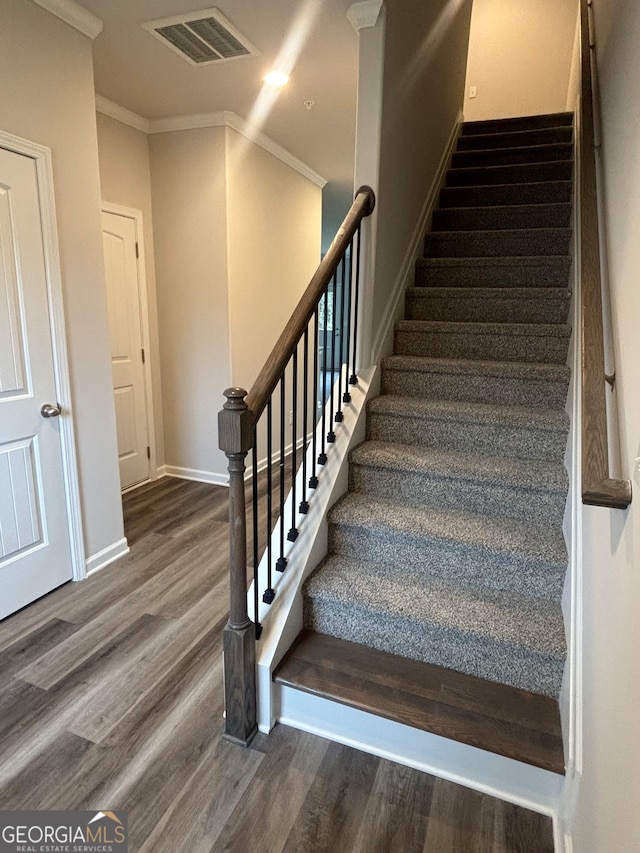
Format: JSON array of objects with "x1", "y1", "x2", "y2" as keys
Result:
[
  {"x1": 101, "y1": 202, "x2": 158, "y2": 486},
  {"x1": 276, "y1": 685, "x2": 564, "y2": 818},
  {"x1": 86, "y1": 537, "x2": 129, "y2": 575},
  {"x1": 347, "y1": 0, "x2": 384, "y2": 32},
  {"x1": 31, "y1": 0, "x2": 103, "y2": 39},
  {"x1": 94, "y1": 97, "x2": 327, "y2": 188},
  {"x1": 369, "y1": 113, "x2": 462, "y2": 365},
  {"x1": 164, "y1": 465, "x2": 228, "y2": 486},
  {"x1": 95, "y1": 96, "x2": 150, "y2": 134},
  {"x1": 0, "y1": 129, "x2": 88, "y2": 583},
  {"x1": 149, "y1": 111, "x2": 327, "y2": 188}
]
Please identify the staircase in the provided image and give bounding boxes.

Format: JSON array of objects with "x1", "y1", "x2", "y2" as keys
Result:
[{"x1": 276, "y1": 112, "x2": 574, "y2": 773}]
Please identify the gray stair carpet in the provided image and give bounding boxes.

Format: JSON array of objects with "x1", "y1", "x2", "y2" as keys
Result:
[{"x1": 303, "y1": 112, "x2": 574, "y2": 700}]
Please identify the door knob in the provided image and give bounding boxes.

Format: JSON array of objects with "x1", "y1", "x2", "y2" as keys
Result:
[{"x1": 41, "y1": 403, "x2": 61, "y2": 418}]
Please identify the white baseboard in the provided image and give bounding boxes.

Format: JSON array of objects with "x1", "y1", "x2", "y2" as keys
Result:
[
  {"x1": 85, "y1": 537, "x2": 129, "y2": 576},
  {"x1": 276, "y1": 684, "x2": 564, "y2": 819},
  {"x1": 164, "y1": 465, "x2": 228, "y2": 486}
]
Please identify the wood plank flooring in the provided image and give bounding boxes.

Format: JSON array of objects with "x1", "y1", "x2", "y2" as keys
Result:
[{"x1": 0, "y1": 477, "x2": 555, "y2": 852}]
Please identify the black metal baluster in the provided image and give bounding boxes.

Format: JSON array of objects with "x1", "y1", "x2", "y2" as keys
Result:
[
  {"x1": 300, "y1": 328, "x2": 310, "y2": 512},
  {"x1": 264, "y1": 399, "x2": 274, "y2": 603},
  {"x1": 318, "y1": 290, "x2": 328, "y2": 465},
  {"x1": 288, "y1": 345, "x2": 299, "y2": 541},
  {"x1": 343, "y1": 238, "x2": 354, "y2": 405},
  {"x1": 251, "y1": 442, "x2": 261, "y2": 638},
  {"x1": 335, "y1": 254, "x2": 347, "y2": 423},
  {"x1": 276, "y1": 375, "x2": 287, "y2": 572},
  {"x1": 310, "y1": 308, "x2": 320, "y2": 488},
  {"x1": 327, "y1": 272, "x2": 337, "y2": 444},
  {"x1": 350, "y1": 224, "x2": 362, "y2": 386}
]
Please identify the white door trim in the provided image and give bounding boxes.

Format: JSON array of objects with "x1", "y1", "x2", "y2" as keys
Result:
[
  {"x1": 0, "y1": 129, "x2": 86, "y2": 582},
  {"x1": 101, "y1": 201, "x2": 157, "y2": 484}
]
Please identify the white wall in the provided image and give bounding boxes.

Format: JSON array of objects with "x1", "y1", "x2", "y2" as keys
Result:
[
  {"x1": 149, "y1": 127, "x2": 231, "y2": 481},
  {"x1": 96, "y1": 112, "x2": 165, "y2": 471},
  {"x1": 370, "y1": 0, "x2": 474, "y2": 348},
  {"x1": 0, "y1": 0, "x2": 124, "y2": 560},
  {"x1": 568, "y1": 1, "x2": 640, "y2": 850},
  {"x1": 464, "y1": 0, "x2": 578, "y2": 121}
]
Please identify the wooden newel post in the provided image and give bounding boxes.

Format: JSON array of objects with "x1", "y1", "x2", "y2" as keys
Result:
[{"x1": 218, "y1": 387, "x2": 257, "y2": 746}]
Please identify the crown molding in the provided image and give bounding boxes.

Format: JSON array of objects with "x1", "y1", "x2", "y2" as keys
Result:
[
  {"x1": 148, "y1": 111, "x2": 327, "y2": 188},
  {"x1": 347, "y1": 0, "x2": 384, "y2": 32},
  {"x1": 31, "y1": 0, "x2": 103, "y2": 39},
  {"x1": 95, "y1": 96, "x2": 150, "y2": 134}
]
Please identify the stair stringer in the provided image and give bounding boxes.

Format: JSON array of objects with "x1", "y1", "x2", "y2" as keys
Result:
[{"x1": 253, "y1": 365, "x2": 379, "y2": 733}]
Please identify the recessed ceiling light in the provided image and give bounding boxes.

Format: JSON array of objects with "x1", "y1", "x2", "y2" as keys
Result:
[{"x1": 264, "y1": 69, "x2": 289, "y2": 87}]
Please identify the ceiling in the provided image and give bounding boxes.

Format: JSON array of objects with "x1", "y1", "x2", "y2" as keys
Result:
[{"x1": 75, "y1": 0, "x2": 359, "y2": 213}]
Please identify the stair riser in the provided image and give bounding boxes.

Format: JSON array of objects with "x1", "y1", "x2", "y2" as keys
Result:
[
  {"x1": 328, "y1": 524, "x2": 566, "y2": 600},
  {"x1": 432, "y1": 204, "x2": 571, "y2": 232},
  {"x1": 457, "y1": 127, "x2": 573, "y2": 151},
  {"x1": 381, "y1": 367, "x2": 569, "y2": 410},
  {"x1": 440, "y1": 182, "x2": 572, "y2": 208},
  {"x1": 452, "y1": 144, "x2": 573, "y2": 169},
  {"x1": 367, "y1": 412, "x2": 568, "y2": 462},
  {"x1": 425, "y1": 229, "x2": 571, "y2": 258},
  {"x1": 395, "y1": 328, "x2": 570, "y2": 364},
  {"x1": 303, "y1": 598, "x2": 564, "y2": 698},
  {"x1": 447, "y1": 161, "x2": 572, "y2": 187},
  {"x1": 462, "y1": 113, "x2": 573, "y2": 136},
  {"x1": 415, "y1": 260, "x2": 571, "y2": 288},
  {"x1": 349, "y1": 464, "x2": 567, "y2": 525},
  {"x1": 406, "y1": 292, "x2": 571, "y2": 325}
]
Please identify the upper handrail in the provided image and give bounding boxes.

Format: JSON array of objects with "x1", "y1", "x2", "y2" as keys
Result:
[
  {"x1": 579, "y1": 0, "x2": 631, "y2": 509},
  {"x1": 243, "y1": 186, "x2": 375, "y2": 424}
]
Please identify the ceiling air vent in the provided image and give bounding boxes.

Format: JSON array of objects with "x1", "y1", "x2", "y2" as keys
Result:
[{"x1": 143, "y1": 8, "x2": 259, "y2": 66}]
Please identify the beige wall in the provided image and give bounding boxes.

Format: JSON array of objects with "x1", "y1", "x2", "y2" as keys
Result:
[
  {"x1": 149, "y1": 125, "x2": 322, "y2": 480},
  {"x1": 569, "y1": 1, "x2": 640, "y2": 850},
  {"x1": 226, "y1": 129, "x2": 322, "y2": 389},
  {"x1": 464, "y1": 0, "x2": 577, "y2": 121},
  {"x1": 371, "y1": 0, "x2": 473, "y2": 346},
  {"x1": 96, "y1": 112, "x2": 165, "y2": 470},
  {"x1": 149, "y1": 127, "x2": 231, "y2": 480},
  {"x1": 0, "y1": 0, "x2": 123, "y2": 559}
]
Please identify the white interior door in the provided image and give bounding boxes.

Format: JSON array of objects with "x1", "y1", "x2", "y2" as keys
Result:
[
  {"x1": 0, "y1": 146, "x2": 74, "y2": 618},
  {"x1": 101, "y1": 210, "x2": 149, "y2": 490}
]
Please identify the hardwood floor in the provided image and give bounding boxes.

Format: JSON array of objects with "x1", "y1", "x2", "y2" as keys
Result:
[{"x1": 0, "y1": 477, "x2": 555, "y2": 852}]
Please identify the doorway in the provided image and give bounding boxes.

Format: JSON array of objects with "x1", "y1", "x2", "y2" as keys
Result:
[{"x1": 101, "y1": 204, "x2": 156, "y2": 492}]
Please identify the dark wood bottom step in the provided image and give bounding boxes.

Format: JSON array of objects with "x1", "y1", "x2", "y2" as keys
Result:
[{"x1": 274, "y1": 629, "x2": 565, "y2": 775}]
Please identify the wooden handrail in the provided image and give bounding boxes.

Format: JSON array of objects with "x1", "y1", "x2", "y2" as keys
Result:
[
  {"x1": 243, "y1": 186, "x2": 375, "y2": 424},
  {"x1": 579, "y1": 0, "x2": 631, "y2": 509}
]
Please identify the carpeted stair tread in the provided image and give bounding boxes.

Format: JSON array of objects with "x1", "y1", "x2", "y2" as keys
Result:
[
  {"x1": 405, "y1": 286, "x2": 571, "y2": 324},
  {"x1": 425, "y1": 227, "x2": 571, "y2": 258},
  {"x1": 381, "y1": 354, "x2": 570, "y2": 408},
  {"x1": 415, "y1": 255, "x2": 571, "y2": 288},
  {"x1": 349, "y1": 440, "x2": 568, "y2": 522},
  {"x1": 303, "y1": 556, "x2": 566, "y2": 696},
  {"x1": 440, "y1": 181, "x2": 572, "y2": 208},
  {"x1": 350, "y1": 440, "x2": 568, "y2": 487},
  {"x1": 395, "y1": 319, "x2": 571, "y2": 364},
  {"x1": 367, "y1": 395, "x2": 568, "y2": 461},
  {"x1": 461, "y1": 112, "x2": 573, "y2": 136},
  {"x1": 457, "y1": 126, "x2": 573, "y2": 151},
  {"x1": 329, "y1": 493, "x2": 567, "y2": 569},
  {"x1": 452, "y1": 142, "x2": 573, "y2": 169},
  {"x1": 432, "y1": 202, "x2": 572, "y2": 232},
  {"x1": 446, "y1": 160, "x2": 573, "y2": 187}
]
